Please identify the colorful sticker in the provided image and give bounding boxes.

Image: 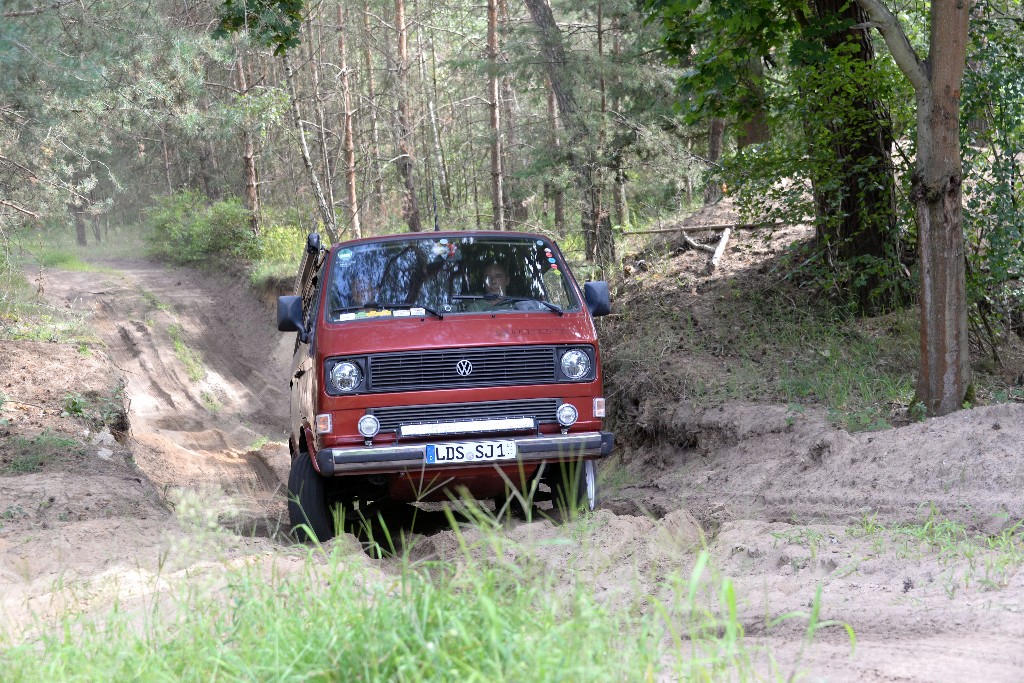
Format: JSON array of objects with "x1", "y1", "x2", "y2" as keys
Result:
[
  {"x1": 339, "y1": 249, "x2": 354, "y2": 260},
  {"x1": 365, "y1": 310, "x2": 393, "y2": 318},
  {"x1": 536, "y1": 240, "x2": 545, "y2": 246},
  {"x1": 548, "y1": 257, "x2": 557, "y2": 263}
]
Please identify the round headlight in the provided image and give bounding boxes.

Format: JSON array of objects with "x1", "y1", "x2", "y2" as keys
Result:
[
  {"x1": 330, "y1": 361, "x2": 362, "y2": 392},
  {"x1": 560, "y1": 349, "x2": 591, "y2": 380},
  {"x1": 357, "y1": 414, "x2": 380, "y2": 438},
  {"x1": 556, "y1": 403, "x2": 579, "y2": 427}
]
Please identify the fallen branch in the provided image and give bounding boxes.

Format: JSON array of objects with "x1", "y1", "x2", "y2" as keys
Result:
[
  {"x1": 622, "y1": 220, "x2": 807, "y2": 235},
  {"x1": 680, "y1": 233, "x2": 715, "y2": 254},
  {"x1": 706, "y1": 227, "x2": 732, "y2": 274}
]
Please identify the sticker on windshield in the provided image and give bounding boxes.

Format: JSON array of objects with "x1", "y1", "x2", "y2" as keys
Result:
[
  {"x1": 338, "y1": 313, "x2": 356, "y2": 321},
  {"x1": 536, "y1": 240, "x2": 544, "y2": 246},
  {"x1": 411, "y1": 307, "x2": 426, "y2": 316},
  {"x1": 394, "y1": 309, "x2": 411, "y2": 317},
  {"x1": 339, "y1": 249, "x2": 354, "y2": 260}
]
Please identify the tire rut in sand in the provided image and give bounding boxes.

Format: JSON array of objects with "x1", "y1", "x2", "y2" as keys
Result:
[{"x1": 45, "y1": 260, "x2": 293, "y2": 538}]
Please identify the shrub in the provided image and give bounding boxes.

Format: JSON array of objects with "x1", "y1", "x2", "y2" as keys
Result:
[{"x1": 146, "y1": 191, "x2": 254, "y2": 264}]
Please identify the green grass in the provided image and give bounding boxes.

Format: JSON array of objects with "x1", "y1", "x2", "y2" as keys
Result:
[
  {"x1": 0, "y1": 510, "x2": 850, "y2": 681},
  {"x1": 167, "y1": 323, "x2": 206, "y2": 382},
  {"x1": 848, "y1": 507, "x2": 1024, "y2": 594},
  {"x1": 199, "y1": 391, "x2": 222, "y2": 413},
  {"x1": 140, "y1": 289, "x2": 172, "y2": 312},
  {"x1": 1, "y1": 431, "x2": 81, "y2": 474}
]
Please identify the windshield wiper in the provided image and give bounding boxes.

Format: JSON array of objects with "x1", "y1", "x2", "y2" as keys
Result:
[
  {"x1": 452, "y1": 295, "x2": 563, "y2": 316},
  {"x1": 331, "y1": 302, "x2": 444, "y2": 320}
]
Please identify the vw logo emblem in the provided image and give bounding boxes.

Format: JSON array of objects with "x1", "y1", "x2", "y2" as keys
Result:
[{"x1": 456, "y1": 359, "x2": 473, "y2": 376}]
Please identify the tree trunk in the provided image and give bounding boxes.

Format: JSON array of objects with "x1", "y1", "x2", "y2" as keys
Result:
[
  {"x1": 856, "y1": 0, "x2": 970, "y2": 416},
  {"x1": 611, "y1": 21, "x2": 628, "y2": 228},
  {"x1": 523, "y1": 0, "x2": 614, "y2": 266},
  {"x1": 235, "y1": 56, "x2": 261, "y2": 237},
  {"x1": 282, "y1": 52, "x2": 339, "y2": 243},
  {"x1": 423, "y1": 24, "x2": 451, "y2": 212},
  {"x1": 811, "y1": 0, "x2": 899, "y2": 313},
  {"x1": 736, "y1": 56, "x2": 770, "y2": 149},
  {"x1": 488, "y1": 0, "x2": 505, "y2": 231},
  {"x1": 394, "y1": 0, "x2": 423, "y2": 232},
  {"x1": 337, "y1": 6, "x2": 361, "y2": 239},
  {"x1": 914, "y1": 3, "x2": 971, "y2": 416},
  {"x1": 70, "y1": 204, "x2": 87, "y2": 246},
  {"x1": 304, "y1": 16, "x2": 336, "y2": 220},
  {"x1": 704, "y1": 118, "x2": 725, "y2": 204},
  {"x1": 546, "y1": 78, "x2": 565, "y2": 234},
  {"x1": 363, "y1": 0, "x2": 386, "y2": 219}
]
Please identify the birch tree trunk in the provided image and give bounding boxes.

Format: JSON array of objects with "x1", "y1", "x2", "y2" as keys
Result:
[
  {"x1": 282, "y1": 52, "x2": 339, "y2": 243},
  {"x1": 338, "y1": 5, "x2": 361, "y2": 238},
  {"x1": 856, "y1": 0, "x2": 970, "y2": 416},
  {"x1": 362, "y1": 0, "x2": 386, "y2": 220},
  {"x1": 304, "y1": 16, "x2": 336, "y2": 219}
]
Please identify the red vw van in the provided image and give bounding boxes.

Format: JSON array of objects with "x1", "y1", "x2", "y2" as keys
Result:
[{"x1": 278, "y1": 231, "x2": 613, "y2": 540}]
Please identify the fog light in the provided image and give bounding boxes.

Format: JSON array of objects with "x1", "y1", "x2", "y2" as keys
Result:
[
  {"x1": 315, "y1": 413, "x2": 332, "y2": 434},
  {"x1": 556, "y1": 403, "x2": 578, "y2": 427},
  {"x1": 593, "y1": 397, "x2": 606, "y2": 418},
  {"x1": 357, "y1": 414, "x2": 380, "y2": 438}
]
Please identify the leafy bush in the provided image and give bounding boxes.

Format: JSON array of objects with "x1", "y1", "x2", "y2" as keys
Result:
[
  {"x1": 255, "y1": 221, "x2": 306, "y2": 266},
  {"x1": 146, "y1": 191, "x2": 255, "y2": 264}
]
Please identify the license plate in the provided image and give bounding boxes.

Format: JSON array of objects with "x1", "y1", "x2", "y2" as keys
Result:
[{"x1": 425, "y1": 440, "x2": 517, "y2": 465}]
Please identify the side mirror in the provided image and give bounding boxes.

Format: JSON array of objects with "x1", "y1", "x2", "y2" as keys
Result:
[
  {"x1": 306, "y1": 232, "x2": 321, "y2": 255},
  {"x1": 277, "y1": 295, "x2": 308, "y2": 342},
  {"x1": 583, "y1": 281, "x2": 611, "y2": 317}
]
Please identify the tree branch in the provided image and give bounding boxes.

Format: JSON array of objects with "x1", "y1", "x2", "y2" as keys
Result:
[
  {"x1": 3, "y1": 1, "x2": 75, "y2": 19},
  {"x1": 0, "y1": 200, "x2": 39, "y2": 218},
  {"x1": 855, "y1": 0, "x2": 929, "y2": 92}
]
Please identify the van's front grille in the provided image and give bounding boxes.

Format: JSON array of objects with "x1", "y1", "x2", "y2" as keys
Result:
[
  {"x1": 370, "y1": 399, "x2": 559, "y2": 431},
  {"x1": 368, "y1": 346, "x2": 556, "y2": 392}
]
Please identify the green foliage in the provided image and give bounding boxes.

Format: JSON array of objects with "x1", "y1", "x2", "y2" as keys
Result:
[
  {"x1": 961, "y1": 4, "x2": 1024, "y2": 331},
  {"x1": 1, "y1": 431, "x2": 81, "y2": 474},
  {"x1": 146, "y1": 191, "x2": 256, "y2": 265},
  {"x1": 59, "y1": 385, "x2": 128, "y2": 433},
  {"x1": 248, "y1": 220, "x2": 306, "y2": 287},
  {"x1": 213, "y1": 0, "x2": 305, "y2": 56}
]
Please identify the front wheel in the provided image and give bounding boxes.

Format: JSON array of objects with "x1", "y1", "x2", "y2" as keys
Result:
[
  {"x1": 287, "y1": 453, "x2": 334, "y2": 542},
  {"x1": 549, "y1": 459, "x2": 598, "y2": 515}
]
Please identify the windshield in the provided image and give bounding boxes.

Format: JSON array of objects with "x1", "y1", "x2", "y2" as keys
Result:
[{"x1": 325, "y1": 235, "x2": 579, "y2": 322}]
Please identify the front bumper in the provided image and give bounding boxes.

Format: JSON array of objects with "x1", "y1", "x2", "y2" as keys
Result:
[{"x1": 315, "y1": 431, "x2": 614, "y2": 475}]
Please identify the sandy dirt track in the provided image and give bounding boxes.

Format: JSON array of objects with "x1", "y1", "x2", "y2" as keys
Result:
[{"x1": 2, "y1": 256, "x2": 1024, "y2": 681}]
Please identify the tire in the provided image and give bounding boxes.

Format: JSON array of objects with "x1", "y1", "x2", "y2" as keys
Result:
[
  {"x1": 549, "y1": 458, "x2": 598, "y2": 515},
  {"x1": 287, "y1": 453, "x2": 334, "y2": 542}
]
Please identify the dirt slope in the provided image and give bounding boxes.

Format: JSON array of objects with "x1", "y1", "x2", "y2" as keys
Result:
[{"x1": 2, "y1": 253, "x2": 1024, "y2": 680}]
